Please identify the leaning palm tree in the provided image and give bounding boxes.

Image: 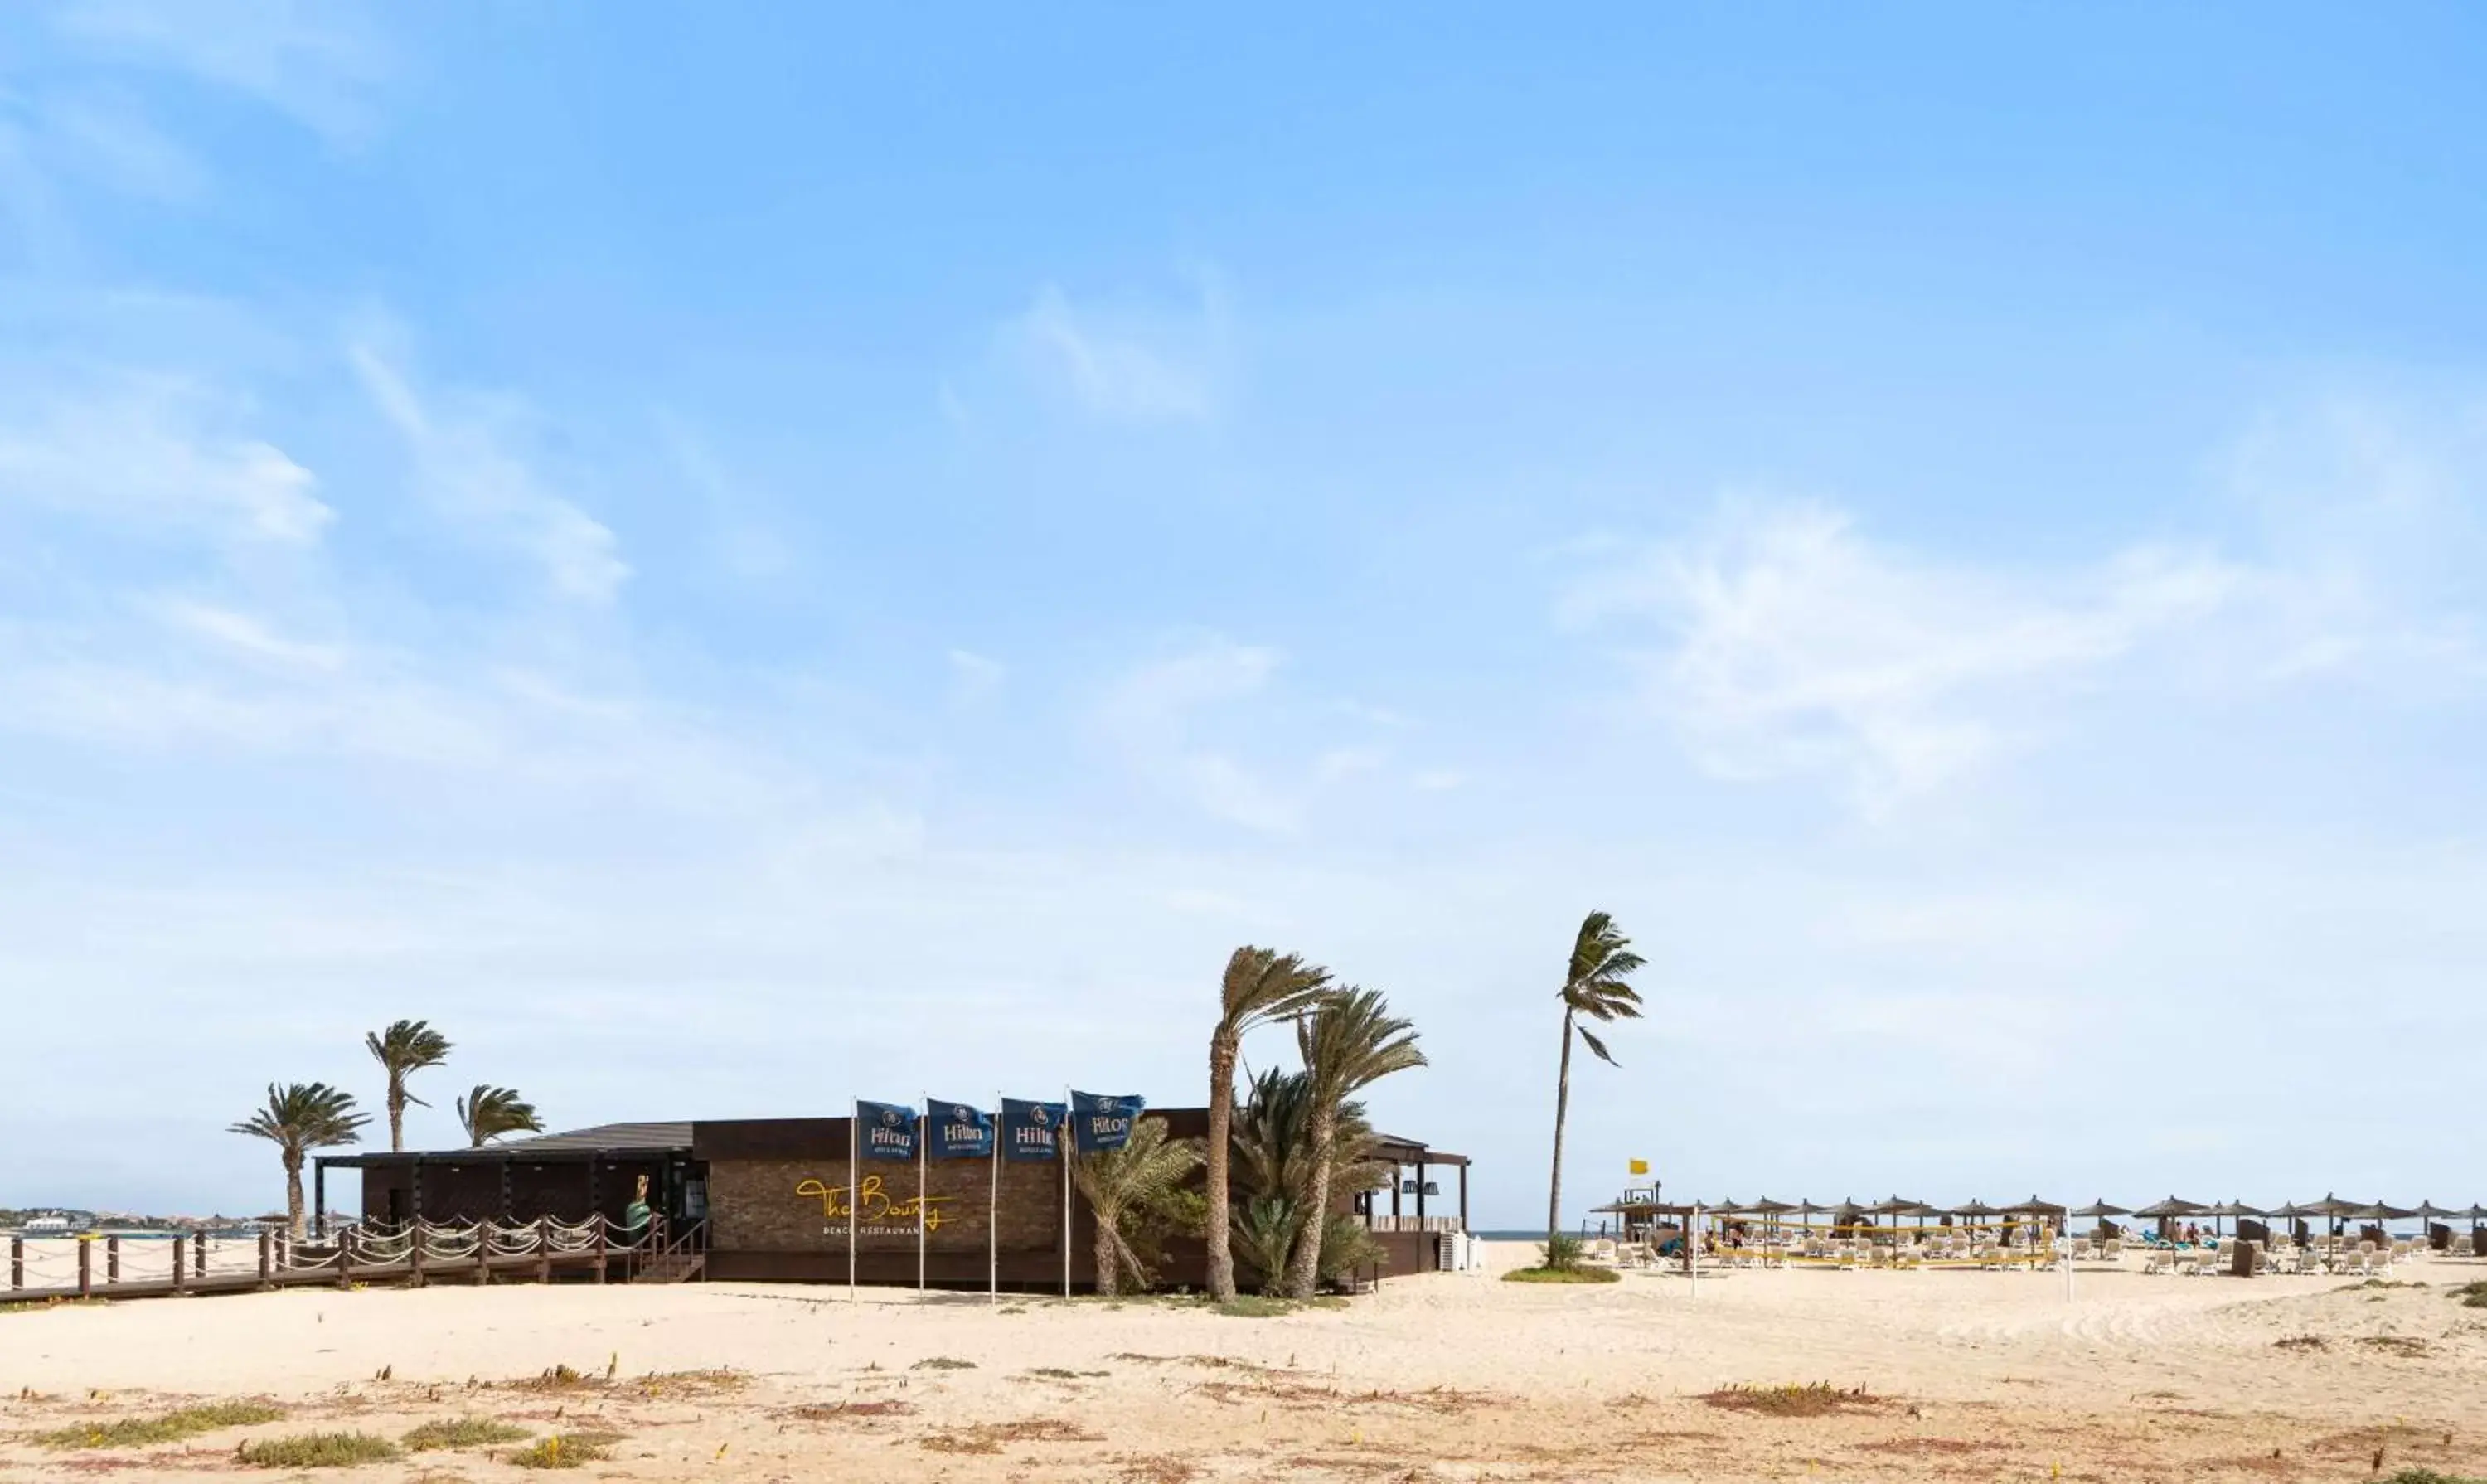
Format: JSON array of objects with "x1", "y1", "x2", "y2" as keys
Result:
[
  {"x1": 454, "y1": 1084, "x2": 544, "y2": 1147},
  {"x1": 1545, "y1": 910, "x2": 1645, "y2": 1258},
  {"x1": 364, "y1": 1019, "x2": 452, "y2": 1152},
  {"x1": 1205, "y1": 947, "x2": 1331, "y2": 1302},
  {"x1": 1070, "y1": 1116, "x2": 1205, "y2": 1296},
  {"x1": 229, "y1": 1082, "x2": 367, "y2": 1240},
  {"x1": 1283, "y1": 987, "x2": 1425, "y2": 1298}
]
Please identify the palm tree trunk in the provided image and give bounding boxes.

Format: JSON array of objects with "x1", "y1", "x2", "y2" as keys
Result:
[
  {"x1": 1282, "y1": 1106, "x2": 1338, "y2": 1299},
  {"x1": 1205, "y1": 1031, "x2": 1239, "y2": 1302},
  {"x1": 284, "y1": 1152, "x2": 307, "y2": 1242},
  {"x1": 1093, "y1": 1198, "x2": 1121, "y2": 1297},
  {"x1": 1546, "y1": 1008, "x2": 1575, "y2": 1253},
  {"x1": 388, "y1": 1083, "x2": 405, "y2": 1153}
]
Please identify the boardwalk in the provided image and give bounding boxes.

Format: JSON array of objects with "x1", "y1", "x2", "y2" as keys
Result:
[{"x1": 3, "y1": 1218, "x2": 696, "y2": 1304}]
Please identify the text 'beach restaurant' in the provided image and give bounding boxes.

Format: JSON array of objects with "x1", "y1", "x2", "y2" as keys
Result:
[{"x1": 316, "y1": 1094, "x2": 1472, "y2": 1291}]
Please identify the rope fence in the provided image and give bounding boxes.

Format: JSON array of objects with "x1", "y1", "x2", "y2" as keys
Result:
[{"x1": 6, "y1": 1215, "x2": 665, "y2": 1303}]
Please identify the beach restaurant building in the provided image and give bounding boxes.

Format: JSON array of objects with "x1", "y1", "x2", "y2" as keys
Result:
[{"x1": 316, "y1": 1107, "x2": 1471, "y2": 1291}]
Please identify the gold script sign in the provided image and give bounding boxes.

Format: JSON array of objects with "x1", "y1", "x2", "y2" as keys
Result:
[{"x1": 795, "y1": 1175, "x2": 956, "y2": 1233}]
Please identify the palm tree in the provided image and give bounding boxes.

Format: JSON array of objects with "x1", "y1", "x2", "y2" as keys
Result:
[
  {"x1": 364, "y1": 1019, "x2": 452, "y2": 1152},
  {"x1": 1205, "y1": 947, "x2": 1331, "y2": 1302},
  {"x1": 454, "y1": 1084, "x2": 544, "y2": 1147},
  {"x1": 1283, "y1": 987, "x2": 1425, "y2": 1298},
  {"x1": 229, "y1": 1083, "x2": 367, "y2": 1239},
  {"x1": 1229, "y1": 1067, "x2": 1394, "y2": 1292},
  {"x1": 1544, "y1": 910, "x2": 1645, "y2": 1258},
  {"x1": 1069, "y1": 1116, "x2": 1204, "y2": 1296}
]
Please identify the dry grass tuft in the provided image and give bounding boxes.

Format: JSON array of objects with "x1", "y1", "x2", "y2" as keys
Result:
[
  {"x1": 1701, "y1": 1383, "x2": 1886, "y2": 1417},
  {"x1": 2273, "y1": 1334, "x2": 2329, "y2": 1351},
  {"x1": 909, "y1": 1355, "x2": 977, "y2": 1371},
  {"x1": 783, "y1": 1400, "x2": 916, "y2": 1422},
  {"x1": 1117, "y1": 1454, "x2": 1204, "y2": 1484},
  {"x1": 36, "y1": 1401, "x2": 287, "y2": 1449},
  {"x1": 919, "y1": 1418, "x2": 1102, "y2": 1454}
]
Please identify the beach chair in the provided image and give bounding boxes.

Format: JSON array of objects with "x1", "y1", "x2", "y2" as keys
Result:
[
  {"x1": 2102, "y1": 1238, "x2": 2122, "y2": 1264},
  {"x1": 2455, "y1": 1235, "x2": 2475, "y2": 1258},
  {"x1": 2140, "y1": 1248, "x2": 2169, "y2": 1275}
]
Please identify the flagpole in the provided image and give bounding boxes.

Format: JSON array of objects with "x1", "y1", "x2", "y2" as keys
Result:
[
  {"x1": 988, "y1": 1093, "x2": 1001, "y2": 1304},
  {"x1": 1060, "y1": 1087, "x2": 1073, "y2": 1299},
  {"x1": 917, "y1": 1094, "x2": 928, "y2": 1296},
  {"x1": 847, "y1": 1105, "x2": 858, "y2": 1305}
]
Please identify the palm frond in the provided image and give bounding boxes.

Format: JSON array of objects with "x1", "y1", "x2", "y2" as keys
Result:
[{"x1": 1561, "y1": 910, "x2": 1646, "y2": 1023}]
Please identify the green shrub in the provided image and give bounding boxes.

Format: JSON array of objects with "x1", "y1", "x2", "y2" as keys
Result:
[
  {"x1": 507, "y1": 1433, "x2": 612, "y2": 1469},
  {"x1": 403, "y1": 1418, "x2": 531, "y2": 1451},
  {"x1": 235, "y1": 1431, "x2": 403, "y2": 1467},
  {"x1": 1502, "y1": 1264, "x2": 1621, "y2": 1284},
  {"x1": 1539, "y1": 1232, "x2": 1586, "y2": 1270},
  {"x1": 38, "y1": 1401, "x2": 286, "y2": 1449}
]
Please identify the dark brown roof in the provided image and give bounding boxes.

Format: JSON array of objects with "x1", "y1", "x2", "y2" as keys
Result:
[{"x1": 317, "y1": 1121, "x2": 695, "y2": 1166}]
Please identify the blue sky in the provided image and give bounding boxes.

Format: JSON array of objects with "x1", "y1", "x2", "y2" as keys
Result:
[{"x1": 2, "y1": 4, "x2": 2484, "y2": 1224}]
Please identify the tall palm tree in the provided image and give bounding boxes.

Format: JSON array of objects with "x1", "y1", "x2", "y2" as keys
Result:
[
  {"x1": 364, "y1": 1020, "x2": 452, "y2": 1152},
  {"x1": 1069, "y1": 1116, "x2": 1204, "y2": 1296},
  {"x1": 1283, "y1": 987, "x2": 1425, "y2": 1298},
  {"x1": 229, "y1": 1082, "x2": 367, "y2": 1239},
  {"x1": 1205, "y1": 947, "x2": 1331, "y2": 1302},
  {"x1": 454, "y1": 1084, "x2": 544, "y2": 1147},
  {"x1": 1545, "y1": 910, "x2": 1645, "y2": 1257}
]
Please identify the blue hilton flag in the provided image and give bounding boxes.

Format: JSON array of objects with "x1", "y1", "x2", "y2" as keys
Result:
[
  {"x1": 1070, "y1": 1090, "x2": 1145, "y2": 1152},
  {"x1": 929, "y1": 1100, "x2": 993, "y2": 1160},
  {"x1": 856, "y1": 1099, "x2": 918, "y2": 1161},
  {"x1": 1000, "y1": 1098, "x2": 1067, "y2": 1161}
]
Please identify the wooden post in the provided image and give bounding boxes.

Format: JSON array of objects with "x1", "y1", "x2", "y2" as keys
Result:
[
  {"x1": 337, "y1": 1229, "x2": 352, "y2": 1290},
  {"x1": 536, "y1": 1216, "x2": 553, "y2": 1284},
  {"x1": 194, "y1": 1231, "x2": 207, "y2": 1280},
  {"x1": 107, "y1": 1235, "x2": 120, "y2": 1283},
  {"x1": 9, "y1": 1235, "x2": 21, "y2": 1290},
  {"x1": 172, "y1": 1232, "x2": 187, "y2": 1294},
  {"x1": 410, "y1": 1220, "x2": 427, "y2": 1288},
  {"x1": 258, "y1": 1231, "x2": 273, "y2": 1290},
  {"x1": 78, "y1": 1237, "x2": 92, "y2": 1298},
  {"x1": 594, "y1": 1219, "x2": 608, "y2": 1284}
]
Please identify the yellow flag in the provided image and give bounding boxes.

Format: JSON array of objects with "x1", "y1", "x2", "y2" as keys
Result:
[{"x1": 1628, "y1": 1159, "x2": 1649, "y2": 1176}]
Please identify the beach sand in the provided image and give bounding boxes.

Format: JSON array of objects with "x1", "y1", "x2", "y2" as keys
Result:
[{"x1": 4, "y1": 1240, "x2": 2483, "y2": 1481}]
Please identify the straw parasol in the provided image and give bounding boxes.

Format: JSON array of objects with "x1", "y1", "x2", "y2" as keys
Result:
[
  {"x1": 2345, "y1": 1200, "x2": 2415, "y2": 1223},
  {"x1": 2005, "y1": 1194, "x2": 2067, "y2": 1215},
  {"x1": 2203, "y1": 1199, "x2": 2264, "y2": 1237},
  {"x1": 2070, "y1": 1199, "x2": 2130, "y2": 1218},
  {"x1": 2408, "y1": 1200, "x2": 2459, "y2": 1220},
  {"x1": 2457, "y1": 1205, "x2": 2487, "y2": 1222},
  {"x1": 1744, "y1": 1197, "x2": 1801, "y2": 1215},
  {"x1": 1950, "y1": 1197, "x2": 2001, "y2": 1220}
]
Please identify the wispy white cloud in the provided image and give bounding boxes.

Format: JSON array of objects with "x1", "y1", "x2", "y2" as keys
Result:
[
  {"x1": 1561, "y1": 501, "x2": 2242, "y2": 815},
  {"x1": 998, "y1": 273, "x2": 1231, "y2": 424},
  {"x1": 0, "y1": 372, "x2": 331, "y2": 544},
  {"x1": 349, "y1": 340, "x2": 630, "y2": 604},
  {"x1": 149, "y1": 596, "x2": 343, "y2": 669},
  {"x1": 654, "y1": 411, "x2": 793, "y2": 583},
  {"x1": 1098, "y1": 636, "x2": 1297, "y2": 832},
  {"x1": 946, "y1": 647, "x2": 1005, "y2": 707},
  {"x1": 36, "y1": 90, "x2": 206, "y2": 201},
  {"x1": 53, "y1": 0, "x2": 391, "y2": 145}
]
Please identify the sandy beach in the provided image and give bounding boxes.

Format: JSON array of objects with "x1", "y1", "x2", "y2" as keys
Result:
[{"x1": 5, "y1": 1241, "x2": 2483, "y2": 1482}]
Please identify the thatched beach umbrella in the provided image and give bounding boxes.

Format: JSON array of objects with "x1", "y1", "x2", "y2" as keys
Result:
[
  {"x1": 1948, "y1": 1197, "x2": 2000, "y2": 1229},
  {"x1": 2134, "y1": 1195, "x2": 2208, "y2": 1239},
  {"x1": 2070, "y1": 1199, "x2": 2129, "y2": 1237},
  {"x1": 2409, "y1": 1200, "x2": 2458, "y2": 1220},
  {"x1": 2203, "y1": 1199, "x2": 2263, "y2": 1237}
]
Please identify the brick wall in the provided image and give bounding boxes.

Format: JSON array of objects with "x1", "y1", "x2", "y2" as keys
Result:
[{"x1": 708, "y1": 1153, "x2": 1069, "y2": 1254}]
